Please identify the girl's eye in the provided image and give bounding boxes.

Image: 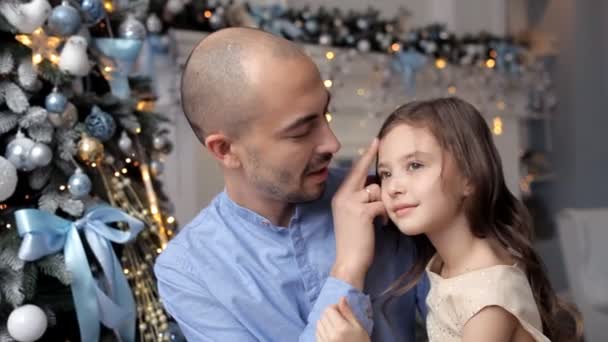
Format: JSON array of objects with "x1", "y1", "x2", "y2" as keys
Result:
[
  {"x1": 407, "y1": 162, "x2": 423, "y2": 171},
  {"x1": 378, "y1": 171, "x2": 391, "y2": 180}
]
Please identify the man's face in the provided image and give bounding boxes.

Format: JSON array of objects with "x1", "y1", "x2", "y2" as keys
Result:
[{"x1": 234, "y1": 57, "x2": 341, "y2": 203}]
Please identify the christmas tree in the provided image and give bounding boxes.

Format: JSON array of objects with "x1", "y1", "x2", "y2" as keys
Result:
[{"x1": 0, "y1": 0, "x2": 182, "y2": 340}]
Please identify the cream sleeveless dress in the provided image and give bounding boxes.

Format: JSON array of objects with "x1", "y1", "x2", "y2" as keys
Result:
[{"x1": 425, "y1": 254, "x2": 551, "y2": 341}]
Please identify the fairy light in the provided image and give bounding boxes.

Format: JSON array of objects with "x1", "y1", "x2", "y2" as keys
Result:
[
  {"x1": 447, "y1": 86, "x2": 457, "y2": 94},
  {"x1": 167, "y1": 216, "x2": 175, "y2": 224},
  {"x1": 126, "y1": 158, "x2": 132, "y2": 163},
  {"x1": 391, "y1": 43, "x2": 402, "y2": 52},
  {"x1": 324, "y1": 79, "x2": 333, "y2": 88},
  {"x1": 325, "y1": 113, "x2": 332, "y2": 122},
  {"x1": 59, "y1": 185, "x2": 66, "y2": 191},
  {"x1": 91, "y1": 162, "x2": 97, "y2": 168},
  {"x1": 492, "y1": 117, "x2": 503, "y2": 135},
  {"x1": 325, "y1": 51, "x2": 335, "y2": 60},
  {"x1": 357, "y1": 88, "x2": 366, "y2": 96},
  {"x1": 103, "y1": 0, "x2": 113, "y2": 12},
  {"x1": 114, "y1": 171, "x2": 121, "y2": 177},
  {"x1": 203, "y1": 10, "x2": 212, "y2": 18},
  {"x1": 32, "y1": 53, "x2": 43, "y2": 65},
  {"x1": 486, "y1": 59, "x2": 496, "y2": 68},
  {"x1": 121, "y1": 168, "x2": 128, "y2": 174},
  {"x1": 435, "y1": 58, "x2": 447, "y2": 69}
]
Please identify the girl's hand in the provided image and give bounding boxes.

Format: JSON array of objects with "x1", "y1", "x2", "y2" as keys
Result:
[{"x1": 316, "y1": 297, "x2": 371, "y2": 342}]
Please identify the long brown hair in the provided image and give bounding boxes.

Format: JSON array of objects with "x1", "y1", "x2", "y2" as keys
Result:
[{"x1": 378, "y1": 97, "x2": 582, "y2": 341}]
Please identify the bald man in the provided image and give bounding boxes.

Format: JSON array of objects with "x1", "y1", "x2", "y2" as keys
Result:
[{"x1": 154, "y1": 28, "x2": 428, "y2": 341}]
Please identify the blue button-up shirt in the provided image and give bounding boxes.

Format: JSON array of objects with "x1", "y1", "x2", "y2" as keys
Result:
[{"x1": 155, "y1": 169, "x2": 429, "y2": 341}]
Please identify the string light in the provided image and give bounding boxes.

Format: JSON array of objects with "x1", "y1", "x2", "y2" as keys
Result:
[
  {"x1": 103, "y1": 0, "x2": 113, "y2": 12},
  {"x1": 325, "y1": 51, "x2": 335, "y2": 60},
  {"x1": 203, "y1": 10, "x2": 213, "y2": 18},
  {"x1": 126, "y1": 158, "x2": 132, "y2": 163},
  {"x1": 114, "y1": 171, "x2": 121, "y2": 177},
  {"x1": 325, "y1": 113, "x2": 332, "y2": 122},
  {"x1": 390, "y1": 43, "x2": 402, "y2": 52},
  {"x1": 492, "y1": 117, "x2": 503, "y2": 135},
  {"x1": 435, "y1": 58, "x2": 447, "y2": 69},
  {"x1": 59, "y1": 185, "x2": 66, "y2": 191},
  {"x1": 121, "y1": 168, "x2": 128, "y2": 174},
  {"x1": 324, "y1": 79, "x2": 333, "y2": 88},
  {"x1": 486, "y1": 59, "x2": 496, "y2": 68},
  {"x1": 166, "y1": 216, "x2": 175, "y2": 224}
]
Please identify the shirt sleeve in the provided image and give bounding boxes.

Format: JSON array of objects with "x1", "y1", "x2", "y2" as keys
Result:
[
  {"x1": 299, "y1": 277, "x2": 373, "y2": 341},
  {"x1": 416, "y1": 272, "x2": 430, "y2": 318},
  {"x1": 154, "y1": 253, "x2": 259, "y2": 342}
]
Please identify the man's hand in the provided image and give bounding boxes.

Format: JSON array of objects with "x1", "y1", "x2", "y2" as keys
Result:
[
  {"x1": 330, "y1": 138, "x2": 385, "y2": 290},
  {"x1": 316, "y1": 297, "x2": 371, "y2": 342}
]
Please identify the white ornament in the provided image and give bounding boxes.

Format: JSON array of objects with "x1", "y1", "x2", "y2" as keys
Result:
[
  {"x1": 7, "y1": 304, "x2": 48, "y2": 342},
  {"x1": 0, "y1": 156, "x2": 18, "y2": 201},
  {"x1": 58, "y1": 36, "x2": 91, "y2": 76},
  {"x1": 0, "y1": 0, "x2": 51, "y2": 34}
]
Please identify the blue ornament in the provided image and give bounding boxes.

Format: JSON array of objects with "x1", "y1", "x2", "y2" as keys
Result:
[
  {"x1": 392, "y1": 49, "x2": 428, "y2": 96},
  {"x1": 85, "y1": 106, "x2": 116, "y2": 141},
  {"x1": 93, "y1": 38, "x2": 143, "y2": 100},
  {"x1": 45, "y1": 88, "x2": 68, "y2": 113},
  {"x1": 48, "y1": 2, "x2": 81, "y2": 37},
  {"x1": 81, "y1": 0, "x2": 105, "y2": 26},
  {"x1": 68, "y1": 169, "x2": 92, "y2": 198}
]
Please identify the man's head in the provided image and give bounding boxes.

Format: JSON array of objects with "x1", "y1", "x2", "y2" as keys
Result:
[{"x1": 181, "y1": 28, "x2": 340, "y2": 203}]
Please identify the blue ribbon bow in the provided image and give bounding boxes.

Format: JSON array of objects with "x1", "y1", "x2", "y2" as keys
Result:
[{"x1": 15, "y1": 206, "x2": 144, "y2": 342}]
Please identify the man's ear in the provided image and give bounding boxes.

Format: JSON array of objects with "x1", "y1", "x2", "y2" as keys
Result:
[{"x1": 205, "y1": 133, "x2": 241, "y2": 169}]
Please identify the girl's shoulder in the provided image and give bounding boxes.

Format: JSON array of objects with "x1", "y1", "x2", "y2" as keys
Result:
[{"x1": 426, "y1": 260, "x2": 548, "y2": 341}]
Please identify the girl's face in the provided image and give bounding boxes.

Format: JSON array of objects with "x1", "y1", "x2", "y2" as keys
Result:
[{"x1": 377, "y1": 123, "x2": 471, "y2": 236}]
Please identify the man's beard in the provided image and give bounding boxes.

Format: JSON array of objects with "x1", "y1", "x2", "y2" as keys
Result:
[{"x1": 248, "y1": 152, "x2": 333, "y2": 203}]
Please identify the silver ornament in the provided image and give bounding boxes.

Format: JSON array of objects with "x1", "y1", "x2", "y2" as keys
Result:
[
  {"x1": 29, "y1": 143, "x2": 53, "y2": 167},
  {"x1": 146, "y1": 14, "x2": 162, "y2": 33},
  {"x1": 150, "y1": 159, "x2": 164, "y2": 177},
  {"x1": 45, "y1": 88, "x2": 67, "y2": 113},
  {"x1": 0, "y1": 156, "x2": 18, "y2": 201},
  {"x1": 152, "y1": 135, "x2": 168, "y2": 150},
  {"x1": 68, "y1": 169, "x2": 92, "y2": 198},
  {"x1": 319, "y1": 34, "x2": 332, "y2": 46},
  {"x1": 118, "y1": 131, "x2": 133, "y2": 154},
  {"x1": 119, "y1": 14, "x2": 147, "y2": 40},
  {"x1": 5, "y1": 133, "x2": 36, "y2": 171},
  {"x1": 357, "y1": 39, "x2": 371, "y2": 53},
  {"x1": 47, "y1": 1, "x2": 81, "y2": 37}
]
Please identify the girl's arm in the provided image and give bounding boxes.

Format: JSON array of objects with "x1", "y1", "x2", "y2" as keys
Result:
[
  {"x1": 316, "y1": 297, "x2": 371, "y2": 342},
  {"x1": 462, "y1": 306, "x2": 519, "y2": 342}
]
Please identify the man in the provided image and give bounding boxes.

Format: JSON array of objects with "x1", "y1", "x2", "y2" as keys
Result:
[{"x1": 154, "y1": 27, "x2": 428, "y2": 341}]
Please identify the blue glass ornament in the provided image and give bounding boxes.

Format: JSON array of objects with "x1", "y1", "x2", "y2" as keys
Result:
[
  {"x1": 81, "y1": 0, "x2": 105, "y2": 26},
  {"x1": 48, "y1": 1, "x2": 81, "y2": 36},
  {"x1": 85, "y1": 106, "x2": 116, "y2": 142},
  {"x1": 93, "y1": 38, "x2": 143, "y2": 100},
  {"x1": 392, "y1": 49, "x2": 428, "y2": 96},
  {"x1": 45, "y1": 88, "x2": 68, "y2": 113},
  {"x1": 68, "y1": 169, "x2": 92, "y2": 198}
]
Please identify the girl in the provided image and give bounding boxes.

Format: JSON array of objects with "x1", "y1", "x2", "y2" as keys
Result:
[{"x1": 316, "y1": 97, "x2": 581, "y2": 341}]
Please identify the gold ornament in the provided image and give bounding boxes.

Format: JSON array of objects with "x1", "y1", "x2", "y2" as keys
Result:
[{"x1": 77, "y1": 134, "x2": 104, "y2": 162}]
